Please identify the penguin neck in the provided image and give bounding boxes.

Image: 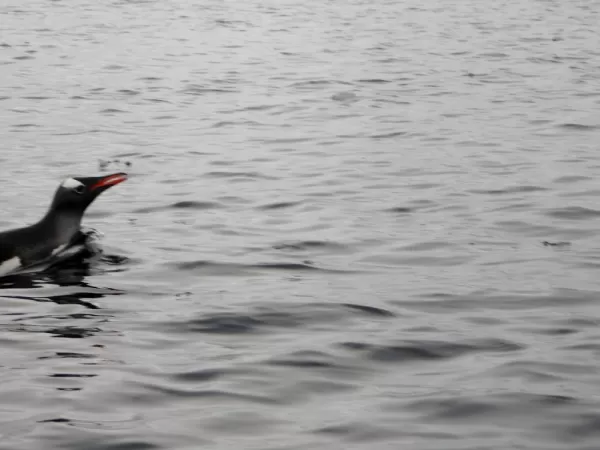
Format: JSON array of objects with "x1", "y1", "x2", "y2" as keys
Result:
[{"x1": 38, "y1": 206, "x2": 83, "y2": 244}]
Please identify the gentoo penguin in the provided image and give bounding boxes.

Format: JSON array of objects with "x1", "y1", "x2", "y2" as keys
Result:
[{"x1": 0, "y1": 172, "x2": 127, "y2": 277}]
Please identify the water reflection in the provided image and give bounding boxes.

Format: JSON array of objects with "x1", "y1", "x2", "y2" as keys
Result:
[{"x1": 0, "y1": 248, "x2": 127, "y2": 341}]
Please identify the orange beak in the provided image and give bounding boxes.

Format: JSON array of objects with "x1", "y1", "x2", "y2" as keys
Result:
[{"x1": 91, "y1": 173, "x2": 128, "y2": 191}]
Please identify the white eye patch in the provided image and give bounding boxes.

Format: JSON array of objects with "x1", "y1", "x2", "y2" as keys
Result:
[{"x1": 61, "y1": 178, "x2": 85, "y2": 190}]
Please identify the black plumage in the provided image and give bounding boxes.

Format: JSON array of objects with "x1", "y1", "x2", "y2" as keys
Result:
[{"x1": 0, "y1": 173, "x2": 127, "y2": 276}]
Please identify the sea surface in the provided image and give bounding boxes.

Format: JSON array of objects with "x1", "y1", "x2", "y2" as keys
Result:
[{"x1": 1, "y1": 0, "x2": 600, "y2": 449}]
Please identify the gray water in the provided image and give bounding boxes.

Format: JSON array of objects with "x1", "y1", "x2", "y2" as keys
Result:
[{"x1": 1, "y1": 0, "x2": 600, "y2": 448}]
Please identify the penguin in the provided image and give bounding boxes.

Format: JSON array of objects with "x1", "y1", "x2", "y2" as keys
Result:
[{"x1": 0, "y1": 172, "x2": 127, "y2": 277}]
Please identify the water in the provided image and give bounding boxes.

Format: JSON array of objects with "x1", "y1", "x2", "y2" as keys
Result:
[{"x1": 1, "y1": 0, "x2": 600, "y2": 448}]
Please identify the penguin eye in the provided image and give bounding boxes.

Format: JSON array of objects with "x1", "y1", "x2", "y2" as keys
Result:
[{"x1": 73, "y1": 185, "x2": 85, "y2": 195}]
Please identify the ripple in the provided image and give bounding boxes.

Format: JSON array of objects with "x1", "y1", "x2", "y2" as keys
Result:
[
  {"x1": 257, "y1": 201, "x2": 302, "y2": 210},
  {"x1": 339, "y1": 338, "x2": 523, "y2": 363},
  {"x1": 170, "y1": 369, "x2": 226, "y2": 383},
  {"x1": 554, "y1": 175, "x2": 591, "y2": 183},
  {"x1": 133, "y1": 201, "x2": 222, "y2": 213},
  {"x1": 180, "y1": 85, "x2": 237, "y2": 95},
  {"x1": 369, "y1": 131, "x2": 407, "y2": 139},
  {"x1": 118, "y1": 89, "x2": 140, "y2": 95},
  {"x1": 471, "y1": 185, "x2": 548, "y2": 195},
  {"x1": 357, "y1": 78, "x2": 390, "y2": 83},
  {"x1": 170, "y1": 260, "x2": 351, "y2": 276},
  {"x1": 272, "y1": 240, "x2": 349, "y2": 252},
  {"x1": 384, "y1": 206, "x2": 414, "y2": 213},
  {"x1": 339, "y1": 303, "x2": 395, "y2": 317},
  {"x1": 559, "y1": 123, "x2": 599, "y2": 130},
  {"x1": 266, "y1": 350, "x2": 342, "y2": 369},
  {"x1": 100, "y1": 108, "x2": 128, "y2": 114},
  {"x1": 410, "y1": 392, "x2": 578, "y2": 423},
  {"x1": 130, "y1": 383, "x2": 279, "y2": 405},
  {"x1": 11, "y1": 123, "x2": 40, "y2": 128},
  {"x1": 545, "y1": 206, "x2": 600, "y2": 220},
  {"x1": 38, "y1": 352, "x2": 96, "y2": 360},
  {"x1": 163, "y1": 302, "x2": 393, "y2": 335}
]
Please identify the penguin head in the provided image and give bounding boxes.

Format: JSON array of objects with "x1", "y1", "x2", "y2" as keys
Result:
[{"x1": 51, "y1": 173, "x2": 128, "y2": 214}]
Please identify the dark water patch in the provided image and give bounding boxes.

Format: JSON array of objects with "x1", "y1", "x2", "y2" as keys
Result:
[
  {"x1": 103, "y1": 64, "x2": 126, "y2": 70},
  {"x1": 212, "y1": 120, "x2": 263, "y2": 128},
  {"x1": 170, "y1": 368, "x2": 226, "y2": 383},
  {"x1": 13, "y1": 55, "x2": 34, "y2": 60},
  {"x1": 38, "y1": 352, "x2": 96, "y2": 360},
  {"x1": 52, "y1": 130, "x2": 99, "y2": 136},
  {"x1": 542, "y1": 240, "x2": 571, "y2": 247},
  {"x1": 273, "y1": 240, "x2": 348, "y2": 252},
  {"x1": 100, "y1": 108, "x2": 127, "y2": 114},
  {"x1": 340, "y1": 303, "x2": 395, "y2": 317},
  {"x1": 562, "y1": 188, "x2": 600, "y2": 198},
  {"x1": 339, "y1": 338, "x2": 522, "y2": 363},
  {"x1": 290, "y1": 79, "x2": 351, "y2": 88},
  {"x1": 554, "y1": 175, "x2": 593, "y2": 183},
  {"x1": 164, "y1": 301, "x2": 389, "y2": 336},
  {"x1": 528, "y1": 327, "x2": 578, "y2": 335},
  {"x1": 385, "y1": 206, "x2": 414, "y2": 214},
  {"x1": 41, "y1": 436, "x2": 161, "y2": 450},
  {"x1": 235, "y1": 104, "x2": 277, "y2": 112},
  {"x1": 565, "y1": 413, "x2": 600, "y2": 439},
  {"x1": 407, "y1": 182, "x2": 443, "y2": 190},
  {"x1": 49, "y1": 373, "x2": 97, "y2": 378},
  {"x1": 45, "y1": 326, "x2": 103, "y2": 338},
  {"x1": 412, "y1": 392, "x2": 577, "y2": 424},
  {"x1": 167, "y1": 313, "x2": 265, "y2": 334},
  {"x1": 12, "y1": 123, "x2": 40, "y2": 128},
  {"x1": 491, "y1": 361, "x2": 565, "y2": 382},
  {"x1": 560, "y1": 341, "x2": 600, "y2": 352},
  {"x1": 559, "y1": 123, "x2": 599, "y2": 130},
  {"x1": 545, "y1": 206, "x2": 600, "y2": 220},
  {"x1": 131, "y1": 383, "x2": 279, "y2": 405},
  {"x1": 118, "y1": 89, "x2": 140, "y2": 95},
  {"x1": 470, "y1": 185, "x2": 548, "y2": 195},
  {"x1": 413, "y1": 397, "x2": 498, "y2": 420},
  {"x1": 357, "y1": 78, "x2": 390, "y2": 83},
  {"x1": 114, "y1": 152, "x2": 142, "y2": 158},
  {"x1": 257, "y1": 201, "x2": 302, "y2": 210},
  {"x1": 38, "y1": 418, "x2": 71, "y2": 423},
  {"x1": 133, "y1": 200, "x2": 222, "y2": 213},
  {"x1": 266, "y1": 350, "x2": 341, "y2": 369},
  {"x1": 369, "y1": 131, "x2": 406, "y2": 139},
  {"x1": 314, "y1": 422, "x2": 406, "y2": 443}
]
